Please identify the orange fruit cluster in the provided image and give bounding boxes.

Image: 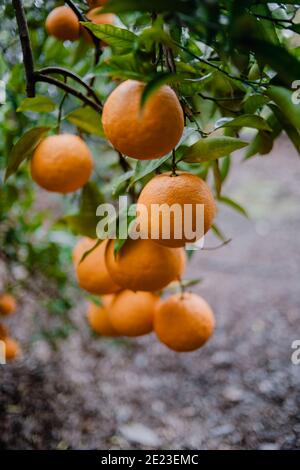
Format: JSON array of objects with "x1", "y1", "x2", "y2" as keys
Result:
[
  {"x1": 41, "y1": 4, "x2": 217, "y2": 354},
  {"x1": 86, "y1": 291, "x2": 215, "y2": 352},
  {"x1": 0, "y1": 294, "x2": 20, "y2": 361},
  {"x1": 72, "y1": 239, "x2": 214, "y2": 352},
  {"x1": 45, "y1": 5, "x2": 114, "y2": 44}
]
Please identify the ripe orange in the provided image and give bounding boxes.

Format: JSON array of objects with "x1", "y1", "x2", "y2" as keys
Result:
[
  {"x1": 154, "y1": 292, "x2": 215, "y2": 352},
  {"x1": 73, "y1": 238, "x2": 120, "y2": 295},
  {"x1": 82, "y1": 7, "x2": 115, "y2": 44},
  {"x1": 87, "y1": 295, "x2": 119, "y2": 336},
  {"x1": 0, "y1": 294, "x2": 17, "y2": 316},
  {"x1": 3, "y1": 337, "x2": 20, "y2": 361},
  {"x1": 137, "y1": 172, "x2": 216, "y2": 247},
  {"x1": 45, "y1": 6, "x2": 80, "y2": 41},
  {"x1": 31, "y1": 134, "x2": 93, "y2": 193},
  {"x1": 105, "y1": 239, "x2": 186, "y2": 292},
  {"x1": 102, "y1": 80, "x2": 184, "y2": 160},
  {"x1": 109, "y1": 290, "x2": 158, "y2": 336},
  {"x1": 0, "y1": 323, "x2": 8, "y2": 340}
]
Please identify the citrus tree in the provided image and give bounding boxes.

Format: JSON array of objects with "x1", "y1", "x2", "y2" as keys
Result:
[{"x1": 1, "y1": 0, "x2": 300, "y2": 355}]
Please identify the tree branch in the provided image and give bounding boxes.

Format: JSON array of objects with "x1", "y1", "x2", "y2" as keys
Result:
[
  {"x1": 64, "y1": 0, "x2": 102, "y2": 55},
  {"x1": 35, "y1": 73, "x2": 102, "y2": 113},
  {"x1": 175, "y1": 41, "x2": 260, "y2": 91},
  {"x1": 12, "y1": 0, "x2": 35, "y2": 97},
  {"x1": 37, "y1": 66, "x2": 103, "y2": 107}
]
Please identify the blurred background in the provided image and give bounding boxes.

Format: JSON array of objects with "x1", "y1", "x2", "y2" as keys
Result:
[
  {"x1": 1, "y1": 138, "x2": 299, "y2": 450},
  {"x1": 1, "y1": 0, "x2": 300, "y2": 450}
]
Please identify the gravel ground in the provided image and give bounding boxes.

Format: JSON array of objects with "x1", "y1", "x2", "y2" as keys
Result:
[{"x1": 0, "y1": 136, "x2": 300, "y2": 450}]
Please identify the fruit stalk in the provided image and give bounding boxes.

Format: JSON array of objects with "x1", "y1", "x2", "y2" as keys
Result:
[{"x1": 64, "y1": 0, "x2": 101, "y2": 52}]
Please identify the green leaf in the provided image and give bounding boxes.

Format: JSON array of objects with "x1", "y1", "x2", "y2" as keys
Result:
[
  {"x1": 243, "y1": 94, "x2": 268, "y2": 114},
  {"x1": 181, "y1": 137, "x2": 248, "y2": 163},
  {"x1": 267, "y1": 86, "x2": 300, "y2": 131},
  {"x1": 112, "y1": 170, "x2": 135, "y2": 197},
  {"x1": 211, "y1": 224, "x2": 227, "y2": 243},
  {"x1": 251, "y1": 4, "x2": 280, "y2": 45},
  {"x1": 138, "y1": 22, "x2": 174, "y2": 51},
  {"x1": 66, "y1": 107, "x2": 103, "y2": 136},
  {"x1": 244, "y1": 111, "x2": 282, "y2": 159},
  {"x1": 245, "y1": 39, "x2": 300, "y2": 86},
  {"x1": 215, "y1": 114, "x2": 272, "y2": 132},
  {"x1": 5, "y1": 127, "x2": 50, "y2": 181},
  {"x1": 269, "y1": 104, "x2": 300, "y2": 154},
  {"x1": 17, "y1": 95, "x2": 56, "y2": 113},
  {"x1": 128, "y1": 154, "x2": 170, "y2": 188},
  {"x1": 220, "y1": 156, "x2": 231, "y2": 182},
  {"x1": 177, "y1": 73, "x2": 213, "y2": 96},
  {"x1": 80, "y1": 182, "x2": 105, "y2": 212},
  {"x1": 61, "y1": 214, "x2": 98, "y2": 239},
  {"x1": 245, "y1": 131, "x2": 273, "y2": 159},
  {"x1": 140, "y1": 72, "x2": 179, "y2": 108},
  {"x1": 102, "y1": 0, "x2": 191, "y2": 14},
  {"x1": 113, "y1": 237, "x2": 127, "y2": 256},
  {"x1": 81, "y1": 23, "x2": 138, "y2": 51},
  {"x1": 61, "y1": 183, "x2": 105, "y2": 238},
  {"x1": 212, "y1": 160, "x2": 222, "y2": 197},
  {"x1": 80, "y1": 239, "x2": 102, "y2": 263},
  {"x1": 218, "y1": 196, "x2": 248, "y2": 218},
  {"x1": 96, "y1": 62, "x2": 144, "y2": 81}
]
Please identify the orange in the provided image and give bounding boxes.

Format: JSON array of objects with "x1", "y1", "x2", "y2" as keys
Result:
[
  {"x1": 87, "y1": 295, "x2": 119, "y2": 336},
  {"x1": 0, "y1": 323, "x2": 8, "y2": 340},
  {"x1": 82, "y1": 7, "x2": 115, "y2": 44},
  {"x1": 109, "y1": 290, "x2": 158, "y2": 337},
  {"x1": 73, "y1": 238, "x2": 120, "y2": 295},
  {"x1": 154, "y1": 292, "x2": 215, "y2": 352},
  {"x1": 45, "y1": 6, "x2": 80, "y2": 41},
  {"x1": 102, "y1": 80, "x2": 184, "y2": 160},
  {"x1": 31, "y1": 134, "x2": 93, "y2": 193},
  {"x1": 137, "y1": 172, "x2": 216, "y2": 247},
  {"x1": 3, "y1": 337, "x2": 20, "y2": 361},
  {"x1": 105, "y1": 238, "x2": 186, "y2": 292},
  {"x1": 0, "y1": 294, "x2": 17, "y2": 316}
]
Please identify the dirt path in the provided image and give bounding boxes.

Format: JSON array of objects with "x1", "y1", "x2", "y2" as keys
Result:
[{"x1": 1, "y1": 137, "x2": 300, "y2": 450}]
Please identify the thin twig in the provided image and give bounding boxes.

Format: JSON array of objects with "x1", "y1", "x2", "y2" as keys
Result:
[
  {"x1": 171, "y1": 149, "x2": 178, "y2": 176},
  {"x1": 118, "y1": 151, "x2": 130, "y2": 172},
  {"x1": 12, "y1": 0, "x2": 35, "y2": 97},
  {"x1": 198, "y1": 92, "x2": 240, "y2": 114},
  {"x1": 13, "y1": 0, "x2": 102, "y2": 113},
  {"x1": 176, "y1": 41, "x2": 260, "y2": 91},
  {"x1": 35, "y1": 73, "x2": 102, "y2": 112},
  {"x1": 57, "y1": 77, "x2": 68, "y2": 134},
  {"x1": 37, "y1": 66, "x2": 102, "y2": 107},
  {"x1": 64, "y1": 0, "x2": 102, "y2": 55},
  {"x1": 201, "y1": 239, "x2": 232, "y2": 251}
]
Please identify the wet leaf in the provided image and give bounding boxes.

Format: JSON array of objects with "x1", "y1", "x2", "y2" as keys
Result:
[
  {"x1": 17, "y1": 95, "x2": 56, "y2": 113},
  {"x1": 5, "y1": 127, "x2": 50, "y2": 181},
  {"x1": 66, "y1": 107, "x2": 103, "y2": 136},
  {"x1": 181, "y1": 137, "x2": 248, "y2": 163}
]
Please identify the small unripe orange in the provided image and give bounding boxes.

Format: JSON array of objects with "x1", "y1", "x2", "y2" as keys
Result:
[
  {"x1": 0, "y1": 323, "x2": 8, "y2": 339},
  {"x1": 0, "y1": 294, "x2": 17, "y2": 316},
  {"x1": 46, "y1": 6, "x2": 80, "y2": 42},
  {"x1": 87, "y1": 295, "x2": 119, "y2": 337},
  {"x1": 3, "y1": 337, "x2": 20, "y2": 361}
]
